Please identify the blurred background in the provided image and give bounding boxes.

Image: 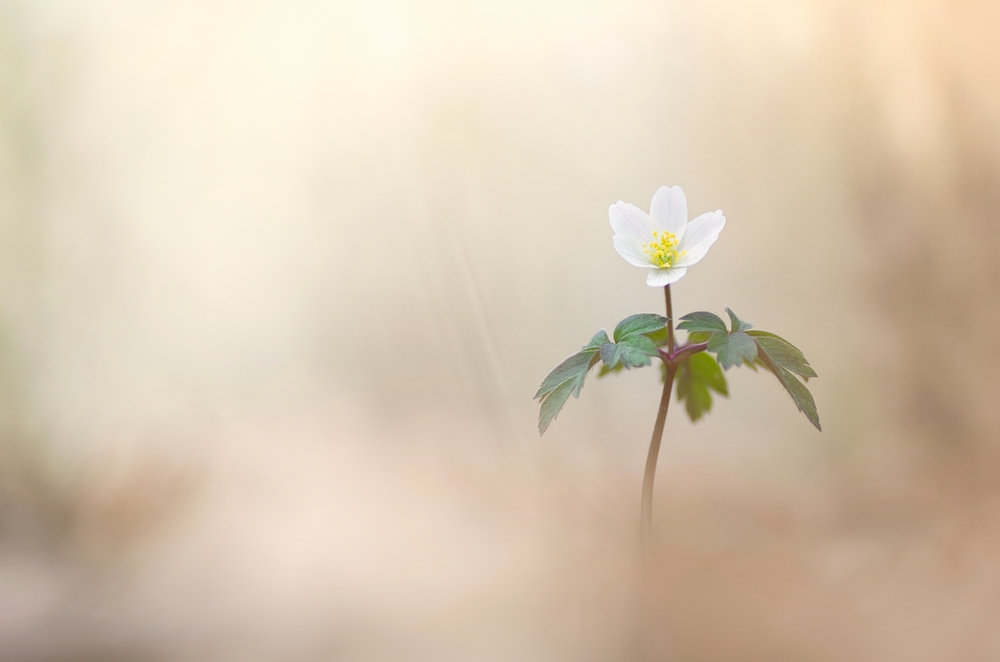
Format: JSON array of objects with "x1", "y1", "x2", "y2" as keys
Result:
[{"x1": 2, "y1": 1, "x2": 1000, "y2": 660}]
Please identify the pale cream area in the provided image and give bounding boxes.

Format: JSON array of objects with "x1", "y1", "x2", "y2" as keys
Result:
[{"x1": 1, "y1": 1, "x2": 1000, "y2": 659}]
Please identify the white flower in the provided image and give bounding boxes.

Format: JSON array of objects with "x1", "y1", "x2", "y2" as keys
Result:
[{"x1": 609, "y1": 186, "x2": 726, "y2": 287}]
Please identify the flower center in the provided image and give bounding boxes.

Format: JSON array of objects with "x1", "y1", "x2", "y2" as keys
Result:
[{"x1": 642, "y1": 231, "x2": 686, "y2": 268}]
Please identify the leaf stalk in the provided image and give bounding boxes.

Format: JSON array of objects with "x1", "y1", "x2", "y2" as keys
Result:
[{"x1": 659, "y1": 341, "x2": 709, "y2": 366}]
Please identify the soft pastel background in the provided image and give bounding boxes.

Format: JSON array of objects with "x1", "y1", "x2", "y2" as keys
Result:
[{"x1": 2, "y1": 1, "x2": 999, "y2": 660}]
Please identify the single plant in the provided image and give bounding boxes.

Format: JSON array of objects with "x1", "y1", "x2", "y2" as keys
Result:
[{"x1": 534, "y1": 186, "x2": 820, "y2": 556}]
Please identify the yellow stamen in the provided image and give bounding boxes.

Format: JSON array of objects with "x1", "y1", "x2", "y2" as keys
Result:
[{"x1": 641, "y1": 231, "x2": 686, "y2": 268}]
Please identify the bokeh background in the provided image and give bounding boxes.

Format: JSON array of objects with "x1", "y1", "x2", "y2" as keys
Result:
[{"x1": 2, "y1": 1, "x2": 1000, "y2": 660}]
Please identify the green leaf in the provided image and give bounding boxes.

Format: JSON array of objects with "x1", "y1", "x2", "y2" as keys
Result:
[
  {"x1": 574, "y1": 352, "x2": 602, "y2": 397},
  {"x1": 726, "y1": 307, "x2": 753, "y2": 333},
  {"x1": 677, "y1": 311, "x2": 727, "y2": 334},
  {"x1": 600, "y1": 313, "x2": 664, "y2": 371},
  {"x1": 613, "y1": 313, "x2": 669, "y2": 342},
  {"x1": 744, "y1": 329, "x2": 821, "y2": 430},
  {"x1": 672, "y1": 309, "x2": 820, "y2": 430},
  {"x1": 535, "y1": 351, "x2": 594, "y2": 399},
  {"x1": 535, "y1": 329, "x2": 612, "y2": 434},
  {"x1": 538, "y1": 379, "x2": 579, "y2": 435},
  {"x1": 597, "y1": 361, "x2": 626, "y2": 378},
  {"x1": 584, "y1": 329, "x2": 611, "y2": 351},
  {"x1": 675, "y1": 352, "x2": 729, "y2": 422},
  {"x1": 535, "y1": 313, "x2": 671, "y2": 435},
  {"x1": 746, "y1": 330, "x2": 817, "y2": 379},
  {"x1": 645, "y1": 326, "x2": 670, "y2": 347},
  {"x1": 776, "y1": 366, "x2": 820, "y2": 431},
  {"x1": 600, "y1": 334, "x2": 658, "y2": 370},
  {"x1": 535, "y1": 330, "x2": 610, "y2": 400},
  {"x1": 684, "y1": 330, "x2": 714, "y2": 344},
  {"x1": 709, "y1": 331, "x2": 757, "y2": 371},
  {"x1": 535, "y1": 349, "x2": 601, "y2": 434},
  {"x1": 756, "y1": 349, "x2": 821, "y2": 431},
  {"x1": 616, "y1": 342, "x2": 654, "y2": 368},
  {"x1": 599, "y1": 342, "x2": 618, "y2": 368}
]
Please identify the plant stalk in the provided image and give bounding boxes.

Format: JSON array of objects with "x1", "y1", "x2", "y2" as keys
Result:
[{"x1": 640, "y1": 285, "x2": 676, "y2": 559}]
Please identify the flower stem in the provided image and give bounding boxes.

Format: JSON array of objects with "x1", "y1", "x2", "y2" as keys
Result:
[
  {"x1": 640, "y1": 285, "x2": 676, "y2": 559},
  {"x1": 664, "y1": 284, "x2": 674, "y2": 355}
]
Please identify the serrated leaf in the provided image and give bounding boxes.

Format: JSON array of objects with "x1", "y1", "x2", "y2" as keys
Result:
[
  {"x1": 613, "y1": 313, "x2": 669, "y2": 342},
  {"x1": 675, "y1": 352, "x2": 729, "y2": 422},
  {"x1": 677, "y1": 312, "x2": 728, "y2": 334},
  {"x1": 535, "y1": 349, "x2": 602, "y2": 434},
  {"x1": 777, "y1": 366, "x2": 820, "y2": 430},
  {"x1": 535, "y1": 328, "x2": 611, "y2": 434},
  {"x1": 709, "y1": 331, "x2": 757, "y2": 371},
  {"x1": 619, "y1": 334, "x2": 658, "y2": 366},
  {"x1": 538, "y1": 378, "x2": 578, "y2": 435},
  {"x1": 535, "y1": 351, "x2": 593, "y2": 399},
  {"x1": 599, "y1": 342, "x2": 619, "y2": 368},
  {"x1": 597, "y1": 361, "x2": 626, "y2": 378},
  {"x1": 575, "y1": 352, "x2": 602, "y2": 396},
  {"x1": 584, "y1": 329, "x2": 611, "y2": 351},
  {"x1": 617, "y1": 344, "x2": 654, "y2": 369},
  {"x1": 684, "y1": 330, "x2": 714, "y2": 344},
  {"x1": 598, "y1": 322, "x2": 663, "y2": 375},
  {"x1": 600, "y1": 334, "x2": 657, "y2": 370},
  {"x1": 746, "y1": 331, "x2": 817, "y2": 379},
  {"x1": 756, "y1": 350, "x2": 821, "y2": 431},
  {"x1": 535, "y1": 331, "x2": 609, "y2": 400},
  {"x1": 726, "y1": 307, "x2": 753, "y2": 333},
  {"x1": 694, "y1": 352, "x2": 728, "y2": 395},
  {"x1": 646, "y1": 326, "x2": 670, "y2": 348}
]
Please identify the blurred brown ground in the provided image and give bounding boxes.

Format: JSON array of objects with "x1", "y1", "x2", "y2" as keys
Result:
[{"x1": 2, "y1": 1, "x2": 1000, "y2": 660}]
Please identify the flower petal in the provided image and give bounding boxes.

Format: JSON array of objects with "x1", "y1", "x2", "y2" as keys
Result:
[
  {"x1": 646, "y1": 266, "x2": 688, "y2": 287},
  {"x1": 649, "y1": 186, "x2": 687, "y2": 239},
  {"x1": 675, "y1": 210, "x2": 725, "y2": 267},
  {"x1": 609, "y1": 202, "x2": 653, "y2": 242},
  {"x1": 613, "y1": 235, "x2": 653, "y2": 268}
]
